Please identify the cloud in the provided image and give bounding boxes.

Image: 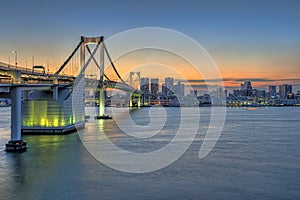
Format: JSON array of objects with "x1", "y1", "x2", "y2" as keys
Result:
[
  {"x1": 182, "y1": 78, "x2": 300, "y2": 92},
  {"x1": 179, "y1": 78, "x2": 300, "y2": 84},
  {"x1": 177, "y1": 78, "x2": 233, "y2": 83},
  {"x1": 233, "y1": 78, "x2": 300, "y2": 83}
]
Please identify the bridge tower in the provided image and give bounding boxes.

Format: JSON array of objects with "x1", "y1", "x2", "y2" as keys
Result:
[
  {"x1": 129, "y1": 71, "x2": 141, "y2": 107},
  {"x1": 78, "y1": 36, "x2": 110, "y2": 119}
]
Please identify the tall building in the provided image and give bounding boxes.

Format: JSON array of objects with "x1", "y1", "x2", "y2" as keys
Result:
[
  {"x1": 190, "y1": 90, "x2": 197, "y2": 97},
  {"x1": 173, "y1": 82, "x2": 185, "y2": 97},
  {"x1": 240, "y1": 81, "x2": 252, "y2": 96},
  {"x1": 165, "y1": 77, "x2": 174, "y2": 95},
  {"x1": 140, "y1": 78, "x2": 149, "y2": 93},
  {"x1": 279, "y1": 85, "x2": 284, "y2": 98},
  {"x1": 269, "y1": 85, "x2": 276, "y2": 97},
  {"x1": 285, "y1": 84, "x2": 293, "y2": 97},
  {"x1": 233, "y1": 89, "x2": 240, "y2": 97},
  {"x1": 150, "y1": 78, "x2": 159, "y2": 95},
  {"x1": 141, "y1": 78, "x2": 150, "y2": 105},
  {"x1": 279, "y1": 84, "x2": 293, "y2": 99},
  {"x1": 161, "y1": 84, "x2": 166, "y2": 96},
  {"x1": 296, "y1": 91, "x2": 300, "y2": 100}
]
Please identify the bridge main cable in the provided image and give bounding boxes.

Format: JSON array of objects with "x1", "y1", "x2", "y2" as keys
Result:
[
  {"x1": 54, "y1": 40, "x2": 83, "y2": 76},
  {"x1": 103, "y1": 43, "x2": 127, "y2": 84}
]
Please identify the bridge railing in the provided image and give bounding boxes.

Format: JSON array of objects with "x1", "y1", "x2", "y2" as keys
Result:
[{"x1": 0, "y1": 61, "x2": 32, "y2": 72}]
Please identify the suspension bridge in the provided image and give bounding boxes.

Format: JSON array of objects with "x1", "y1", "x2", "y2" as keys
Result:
[{"x1": 0, "y1": 36, "x2": 142, "y2": 152}]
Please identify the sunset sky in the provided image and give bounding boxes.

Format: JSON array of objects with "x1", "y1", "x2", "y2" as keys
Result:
[{"x1": 0, "y1": 0, "x2": 299, "y2": 91}]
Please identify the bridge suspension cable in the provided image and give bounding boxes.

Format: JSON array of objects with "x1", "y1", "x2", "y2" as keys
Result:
[
  {"x1": 53, "y1": 37, "x2": 133, "y2": 89},
  {"x1": 73, "y1": 42, "x2": 100, "y2": 86},
  {"x1": 103, "y1": 43, "x2": 126, "y2": 84},
  {"x1": 54, "y1": 40, "x2": 83, "y2": 76},
  {"x1": 85, "y1": 45, "x2": 111, "y2": 82}
]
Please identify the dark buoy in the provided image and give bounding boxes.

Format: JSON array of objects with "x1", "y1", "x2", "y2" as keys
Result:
[{"x1": 5, "y1": 140, "x2": 27, "y2": 153}]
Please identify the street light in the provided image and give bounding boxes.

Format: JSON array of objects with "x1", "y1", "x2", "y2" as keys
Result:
[
  {"x1": 30, "y1": 56, "x2": 34, "y2": 68},
  {"x1": 8, "y1": 57, "x2": 12, "y2": 67},
  {"x1": 12, "y1": 51, "x2": 17, "y2": 69},
  {"x1": 25, "y1": 60, "x2": 28, "y2": 71},
  {"x1": 47, "y1": 60, "x2": 49, "y2": 74}
]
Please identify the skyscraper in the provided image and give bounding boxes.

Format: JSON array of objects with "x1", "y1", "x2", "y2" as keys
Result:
[
  {"x1": 279, "y1": 84, "x2": 293, "y2": 99},
  {"x1": 150, "y1": 78, "x2": 159, "y2": 95},
  {"x1": 269, "y1": 85, "x2": 276, "y2": 97},
  {"x1": 240, "y1": 81, "x2": 252, "y2": 96},
  {"x1": 165, "y1": 77, "x2": 174, "y2": 95},
  {"x1": 141, "y1": 78, "x2": 150, "y2": 105},
  {"x1": 173, "y1": 82, "x2": 185, "y2": 97},
  {"x1": 140, "y1": 78, "x2": 149, "y2": 93},
  {"x1": 162, "y1": 84, "x2": 166, "y2": 96}
]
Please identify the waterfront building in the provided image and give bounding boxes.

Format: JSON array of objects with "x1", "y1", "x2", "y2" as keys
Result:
[
  {"x1": 296, "y1": 91, "x2": 300, "y2": 100},
  {"x1": 240, "y1": 81, "x2": 253, "y2": 96},
  {"x1": 269, "y1": 85, "x2": 276, "y2": 97},
  {"x1": 279, "y1": 84, "x2": 293, "y2": 99},
  {"x1": 150, "y1": 78, "x2": 159, "y2": 95},
  {"x1": 233, "y1": 89, "x2": 240, "y2": 97},
  {"x1": 150, "y1": 78, "x2": 159, "y2": 105},
  {"x1": 141, "y1": 78, "x2": 149, "y2": 93},
  {"x1": 165, "y1": 77, "x2": 174, "y2": 95},
  {"x1": 141, "y1": 78, "x2": 150, "y2": 105},
  {"x1": 190, "y1": 90, "x2": 198, "y2": 97},
  {"x1": 173, "y1": 82, "x2": 185, "y2": 97},
  {"x1": 162, "y1": 84, "x2": 167, "y2": 96},
  {"x1": 253, "y1": 89, "x2": 266, "y2": 98}
]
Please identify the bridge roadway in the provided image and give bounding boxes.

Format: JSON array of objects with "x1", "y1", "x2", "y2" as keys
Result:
[
  {"x1": 0, "y1": 61, "x2": 75, "y2": 84},
  {"x1": 0, "y1": 63, "x2": 139, "y2": 153},
  {"x1": 1, "y1": 61, "x2": 136, "y2": 92},
  {"x1": 1, "y1": 33, "x2": 141, "y2": 153}
]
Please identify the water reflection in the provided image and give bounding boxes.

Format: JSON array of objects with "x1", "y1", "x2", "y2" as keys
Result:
[{"x1": 0, "y1": 107, "x2": 300, "y2": 200}]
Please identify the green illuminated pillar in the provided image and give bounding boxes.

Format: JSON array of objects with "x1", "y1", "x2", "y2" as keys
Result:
[
  {"x1": 99, "y1": 88, "x2": 105, "y2": 117},
  {"x1": 97, "y1": 38, "x2": 107, "y2": 118}
]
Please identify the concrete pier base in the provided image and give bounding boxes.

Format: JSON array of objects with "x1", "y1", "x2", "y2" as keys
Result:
[{"x1": 6, "y1": 86, "x2": 26, "y2": 153}]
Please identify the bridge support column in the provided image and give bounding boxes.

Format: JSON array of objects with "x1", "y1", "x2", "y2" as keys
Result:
[
  {"x1": 99, "y1": 88, "x2": 105, "y2": 116},
  {"x1": 53, "y1": 86, "x2": 58, "y2": 100},
  {"x1": 137, "y1": 72, "x2": 141, "y2": 107},
  {"x1": 5, "y1": 86, "x2": 27, "y2": 152},
  {"x1": 96, "y1": 38, "x2": 111, "y2": 119},
  {"x1": 129, "y1": 94, "x2": 133, "y2": 107},
  {"x1": 138, "y1": 94, "x2": 141, "y2": 107},
  {"x1": 129, "y1": 71, "x2": 141, "y2": 108}
]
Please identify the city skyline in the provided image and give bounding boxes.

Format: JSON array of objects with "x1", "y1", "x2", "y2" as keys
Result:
[
  {"x1": 0, "y1": 0, "x2": 299, "y2": 91},
  {"x1": 137, "y1": 74, "x2": 300, "y2": 97}
]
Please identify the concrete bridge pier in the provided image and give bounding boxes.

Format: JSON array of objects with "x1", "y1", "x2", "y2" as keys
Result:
[{"x1": 5, "y1": 86, "x2": 27, "y2": 152}]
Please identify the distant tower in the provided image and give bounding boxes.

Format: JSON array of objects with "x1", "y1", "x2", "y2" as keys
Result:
[
  {"x1": 150, "y1": 78, "x2": 159, "y2": 96},
  {"x1": 269, "y1": 85, "x2": 276, "y2": 96},
  {"x1": 269, "y1": 85, "x2": 276, "y2": 97},
  {"x1": 141, "y1": 77, "x2": 150, "y2": 105},
  {"x1": 279, "y1": 84, "x2": 293, "y2": 99},
  {"x1": 165, "y1": 77, "x2": 174, "y2": 95},
  {"x1": 240, "y1": 81, "x2": 252, "y2": 96},
  {"x1": 140, "y1": 78, "x2": 149, "y2": 93}
]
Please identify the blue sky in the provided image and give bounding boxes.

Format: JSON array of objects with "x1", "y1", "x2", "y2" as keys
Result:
[{"x1": 0, "y1": 0, "x2": 299, "y2": 90}]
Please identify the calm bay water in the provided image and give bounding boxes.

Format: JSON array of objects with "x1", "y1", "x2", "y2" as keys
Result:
[{"x1": 0, "y1": 106, "x2": 299, "y2": 200}]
